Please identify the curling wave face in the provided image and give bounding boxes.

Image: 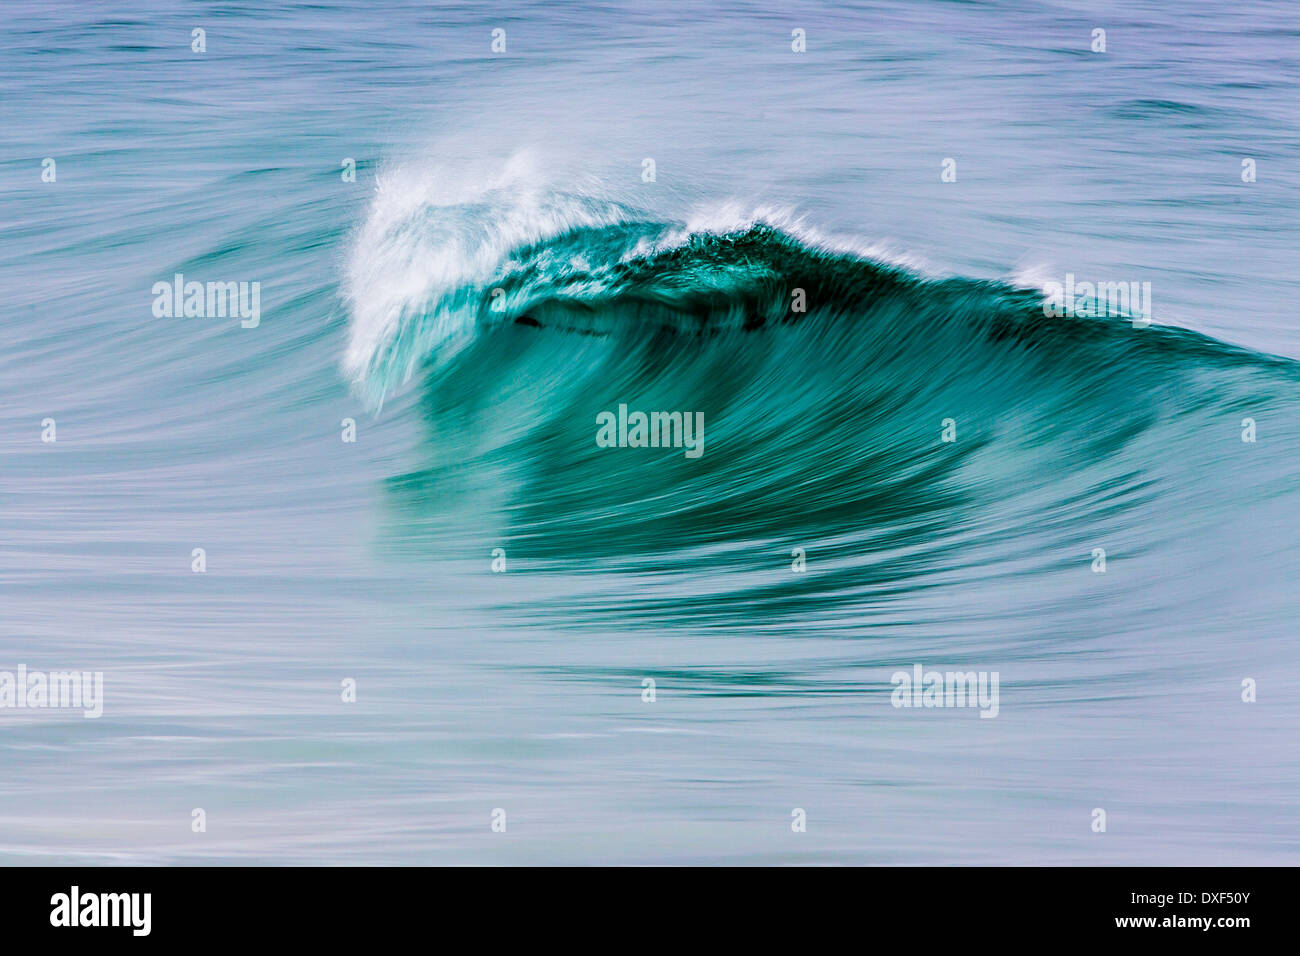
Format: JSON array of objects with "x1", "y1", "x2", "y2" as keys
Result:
[{"x1": 344, "y1": 176, "x2": 1300, "y2": 634}]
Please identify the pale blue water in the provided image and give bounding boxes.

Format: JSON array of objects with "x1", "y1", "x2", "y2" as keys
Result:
[{"x1": 1, "y1": 0, "x2": 1297, "y2": 864}]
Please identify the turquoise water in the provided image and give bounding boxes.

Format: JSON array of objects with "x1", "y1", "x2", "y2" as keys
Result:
[{"x1": 2, "y1": 1, "x2": 1298, "y2": 863}]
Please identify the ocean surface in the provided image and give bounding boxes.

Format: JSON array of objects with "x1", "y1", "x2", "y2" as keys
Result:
[{"x1": 2, "y1": 0, "x2": 1298, "y2": 864}]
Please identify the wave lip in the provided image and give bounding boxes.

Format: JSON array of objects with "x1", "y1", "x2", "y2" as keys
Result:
[
  {"x1": 342, "y1": 157, "x2": 1298, "y2": 425},
  {"x1": 341, "y1": 160, "x2": 933, "y2": 402}
]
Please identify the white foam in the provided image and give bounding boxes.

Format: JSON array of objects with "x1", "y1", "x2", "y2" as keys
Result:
[{"x1": 341, "y1": 149, "x2": 626, "y2": 389}]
